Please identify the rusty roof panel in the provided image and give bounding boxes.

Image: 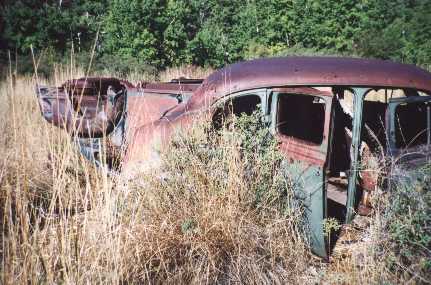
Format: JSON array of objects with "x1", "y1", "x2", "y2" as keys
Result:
[{"x1": 188, "y1": 57, "x2": 431, "y2": 109}]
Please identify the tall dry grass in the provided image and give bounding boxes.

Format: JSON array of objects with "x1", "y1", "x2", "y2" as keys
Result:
[
  {"x1": 0, "y1": 71, "x2": 123, "y2": 283},
  {"x1": 119, "y1": 112, "x2": 313, "y2": 283},
  {"x1": 158, "y1": 65, "x2": 213, "y2": 82},
  {"x1": 0, "y1": 71, "x2": 309, "y2": 284}
]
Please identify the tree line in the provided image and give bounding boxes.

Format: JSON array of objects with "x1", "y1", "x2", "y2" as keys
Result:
[{"x1": 1, "y1": 0, "x2": 430, "y2": 75}]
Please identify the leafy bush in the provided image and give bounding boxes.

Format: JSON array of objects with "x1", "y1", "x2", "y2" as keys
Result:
[
  {"x1": 92, "y1": 54, "x2": 157, "y2": 79},
  {"x1": 123, "y1": 110, "x2": 309, "y2": 283},
  {"x1": 379, "y1": 165, "x2": 431, "y2": 282}
]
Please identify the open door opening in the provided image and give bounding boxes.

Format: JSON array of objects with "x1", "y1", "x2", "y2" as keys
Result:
[
  {"x1": 325, "y1": 88, "x2": 361, "y2": 226},
  {"x1": 327, "y1": 88, "x2": 431, "y2": 222}
]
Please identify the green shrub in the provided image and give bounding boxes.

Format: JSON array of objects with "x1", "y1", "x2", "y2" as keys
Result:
[
  {"x1": 124, "y1": 110, "x2": 309, "y2": 283},
  {"x1": 381, "y1": 164, "x2": 431, "y2": 282},
  {"x1": 163, "y1": 110, "x2": 301, "y2": 215}
]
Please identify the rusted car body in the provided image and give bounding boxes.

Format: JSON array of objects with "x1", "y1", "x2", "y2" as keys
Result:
[{"x1": 36, "y1": 57, "x2": 431, "y2": 258}]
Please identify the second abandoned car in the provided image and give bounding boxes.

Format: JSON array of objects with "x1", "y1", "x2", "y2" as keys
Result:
[{"x1": 36, "y1": 57, "x2": 431, "y2": 258}]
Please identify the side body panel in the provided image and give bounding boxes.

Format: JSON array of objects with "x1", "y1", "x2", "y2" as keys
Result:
[{"x1": 126, "y1": 90, "x2": 180, "y2": 139}]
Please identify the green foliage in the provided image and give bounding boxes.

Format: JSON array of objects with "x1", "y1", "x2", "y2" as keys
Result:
[
  {"x1": 180, "y1": 218, "x2": 197, "y2": 234},
  {"x1": 102, "y1": 0, "x2": 165, "y2": 67},
  {"x1": 2, "y1": 0, "x2": 106, "y2": 53},
  {"x1": 381, "y1": 165, "x2": 431, "y2": 282},
  {"x1": 287, "y1": 0, "x2": 365, "y2": 51},
  {"x1": 163, "y1": 109, "x2": 300, "y2": 216},
  {"x1": 323, "y1": 217, "x2": 341, "y2": 248},
  {"x1": 184, "y1": 1, "x2": 243, "y2": 67},
  {"x1": 93, "y1": 53, "x2": 157, "y2": 78},
  {"x1": 355, "y1": 0, "x2": 431, "y2": 68},
  {"x1": 323, "y1": 218, "x2": 341, "y2": 235},
  {"x1": 1, "y1": 0, "x2": 431, "y2": 71},
  {"x1": 162, "y1": 0, "x2": 198, "y2": 66}
]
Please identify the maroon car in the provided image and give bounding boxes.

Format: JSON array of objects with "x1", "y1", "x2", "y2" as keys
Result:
[{"x1": 36, "y1": 57, "x2": 431, "y2": 258}]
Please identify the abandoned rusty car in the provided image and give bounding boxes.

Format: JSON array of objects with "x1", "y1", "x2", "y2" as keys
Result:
[{"x1": 36, "y1": 57, "x2": 431, "y2": 258}]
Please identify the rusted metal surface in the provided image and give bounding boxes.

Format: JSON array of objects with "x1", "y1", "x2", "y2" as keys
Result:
[
  {"x1": 272, "y1": 87, "x2": 332, "y2": 166},
  {"x1": 138, "y1": 81, "x2": 200, "y2": 95},
  {"x1": 36, "y1": 77, "x2": 127, "y2": 137},
  {"x1": 63, "y1": 77, "x2": 125, "y2": 96},
  {"x1": 188, "y1": 57, "x2": 431, "y2": 110},
  {"x1": 271, "y1": 87, "x2": 334, "y2": 258}
]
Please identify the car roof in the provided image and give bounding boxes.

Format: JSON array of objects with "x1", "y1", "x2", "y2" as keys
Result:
[{"x1": 187, "y1": 56, "x2": 431, "y2": 109}]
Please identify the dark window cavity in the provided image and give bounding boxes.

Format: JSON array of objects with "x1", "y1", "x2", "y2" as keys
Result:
[
  {"x1": 277, "y1": 93, "x2": 325, "y2": 144},
  {"x1": 395, "y1": 101, "x2": 431, "y2": 148}
]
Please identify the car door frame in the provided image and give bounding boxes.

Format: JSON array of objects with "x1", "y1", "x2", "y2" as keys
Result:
[{"x1": 269, "y1": 87, "x2": 334, "y2": 259}]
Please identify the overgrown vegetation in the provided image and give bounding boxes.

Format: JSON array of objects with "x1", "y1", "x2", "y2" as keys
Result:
[
  {"x1": 1, "y1": 0, "x2": 430, "y2": 283},
  {"x1": 378, "y1": 164, "x2": 431, "y2": 282},
  {"x1": 121, "y1": 111, "x2": 310, "y2": 283},
  {"x1": 0, "y1": 73, "x2": 310, "y2": 283},
  {"x1": 0, "y1": 72, "x2": 430, "y2": 283},
  {"x1": 1, "y1": 0, "x2": 431, "y2": 75}
]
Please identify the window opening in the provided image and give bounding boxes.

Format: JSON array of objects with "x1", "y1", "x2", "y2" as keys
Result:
[
  {"x1": 213, "y1": 94, "x2": 261, "y2": 129},
  {"x1": 395, "y1": 101, "x2": 431, "y2": 148},
  {"x1": 277, "y1": 93, "x2": 325, "y2": 145}
]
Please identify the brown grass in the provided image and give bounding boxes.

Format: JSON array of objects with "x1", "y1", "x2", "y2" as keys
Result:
[
  {"x1": 158, "y1": 65, "x2": 213, "y2": 82},
  {"x1": 0, "y1": 71, "x2": 308, "y2": 284}
]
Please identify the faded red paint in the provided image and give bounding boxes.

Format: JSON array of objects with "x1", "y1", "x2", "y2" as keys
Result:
[
  {"x1": 34, "y1": 57, "x2": 431, "y2": 259},
  {"x1": 63, "y1": 77, "x2": 125, "y2": 96},
  {"x1": 190, "y1": 57, "x2": 431, "y2": 107},
  {"x1": 139, "y1": 82, "x2": 200, "y2": 94},
  {"x1": 36, "y1": 59, "x2": 431, "y2": 167},
  {"x1": 126, "y1": 95, "x2": 179, "y2": 137}
]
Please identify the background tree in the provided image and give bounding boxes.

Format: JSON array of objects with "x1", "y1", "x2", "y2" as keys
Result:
[
  {"x1": 102, "y1": 0, "x2": 166, "y2": 67},
  {"x1": 356, "y1": 0, "x2": 431, "y2": 67},
  {"x1": 287, "y1": 0, "x2": 365, "y2": 52},
  {"x1": 162, "y1": 0, "x2": 199, "y2": 66},
  {"x1": 1, "y1": 0, "x2": 431, "y2": 72},
  {"x1": 2, "y1": 0, "x2": 106, "y2": 53}
]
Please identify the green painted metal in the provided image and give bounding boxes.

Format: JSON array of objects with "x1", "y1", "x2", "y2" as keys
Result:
[
  {"x1": 281, "y1": 159, "x2": 328, "y2": 258},
  {"x1": 345, "y1": 88, "x2": 368, "y2": 223},
  {"x1": 270, "y1": 91, "x2": 330, "y2": 259}
]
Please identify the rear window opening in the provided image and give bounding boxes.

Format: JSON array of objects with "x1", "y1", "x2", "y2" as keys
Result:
[
  {"x1": 362, "y1": 99, "x2": 388, "y2": 153},
  {"x1": 358, "y1": 88, "x2": 431, "y2": 150},
  {"x1": 277, "y1": 93, "x2": 325, "y2": 145}
]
